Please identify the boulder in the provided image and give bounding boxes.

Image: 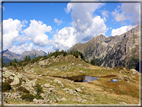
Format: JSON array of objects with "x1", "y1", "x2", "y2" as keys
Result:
[
  {"x1": 73, "y1": 97, "x2": 83, "y2": 102},
  {"x1": 39, "y1": 74, "x2": 42, "y2": 77},
  {"x1": 63, "y1": 88, "x2": 74, "y2": 94},
  {"x1": 130, "y1": 69, "x2": 138, "y2": 74},
  {"x1": 10, "y1": 76, "x2": 20, "y2": 85},
  {"x1": 17, "y1": 73, "x2": 23, "y2": 79},
  {"x1": 44, "y1": 83, "x2": 52, "y2": 88},
  {"x1": 3, "y1": 70, "x2": 13, "y2": 78},
  {"x1": 75, "y1": 88, "x2": 82, "y2": 93},
  {"x1": 33, "y1": 98, "x2": 46, "y2": 104},
  {"x1": 9, "y1": 76, "x2": 14, "y2": 80},
  {"x1": 54, "y1": 79, "x2": 62, "y2": 84},
  {"x1": 60, "y1": 97, "x2": 67, "y2": 101}
]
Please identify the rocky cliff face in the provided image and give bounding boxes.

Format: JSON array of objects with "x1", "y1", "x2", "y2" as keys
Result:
[{"x1": 69, "y1": 25, "x2": 140, "y2": 69}]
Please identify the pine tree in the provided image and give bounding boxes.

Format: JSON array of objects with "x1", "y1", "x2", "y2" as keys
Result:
[
  {"x1": 18, "y1": 60, "x2": 23, "y2": 66},
  {"x1": 13, "y1": 59, "x2": 17, "y2": 63},
  {"x1": 24, "y1": 56, "x2": 28, "y2": 62},
  {"x1": 2, "y1": 62, "x2": 6, "y2": 67},
  {"x1": 96, "y1": 62, "x2": 100, "y2": 66},
  {"x1": 7, "y1": 62, "x2": 10, "y2": 66},
  {"x1": 91, "y1": 59, "x2": 95, "y2": 65},
  {"x1": 27, "y1": 56, "x2": 31, "y2": 62}
]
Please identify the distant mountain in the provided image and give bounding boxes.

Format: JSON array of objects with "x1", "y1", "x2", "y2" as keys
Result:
[
  {"x1": 69, "y1": 25, "x2": 140, "y2": 69},
  {"x1": 1, "y1": 49, "x2": 46, "y2": 64},
  {"x1": 19, "y1": 49, "x2": 46, "y2": 60},
  {"x1": 1, "y1": 49, "x2": 20, "y2": 60}
]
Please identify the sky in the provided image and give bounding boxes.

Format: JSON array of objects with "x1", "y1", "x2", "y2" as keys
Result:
[{"x1": 0, "y1": 0, "x2": 141, "y2": 54}]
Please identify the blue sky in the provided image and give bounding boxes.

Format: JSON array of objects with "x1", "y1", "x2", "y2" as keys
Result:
[{"x1": 1, "y1": 1, "x2": 140, "y2": 54}]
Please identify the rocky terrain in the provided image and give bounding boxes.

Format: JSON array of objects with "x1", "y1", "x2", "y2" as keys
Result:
[
  {"x1": 2, "y1": 54, "x2": 140, "y2": 105},
  {"x1": 69, "y1": 25, "x2": 140, "y2": 69}
]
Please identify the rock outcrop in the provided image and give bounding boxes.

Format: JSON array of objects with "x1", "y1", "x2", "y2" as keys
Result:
[{"x1": 69, "y1": 25, "x2": 140, "y2": 69}]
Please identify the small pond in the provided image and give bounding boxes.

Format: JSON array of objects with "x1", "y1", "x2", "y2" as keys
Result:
[{"x1": 53, "y1": 75, "x2": 98, "y2": 82}]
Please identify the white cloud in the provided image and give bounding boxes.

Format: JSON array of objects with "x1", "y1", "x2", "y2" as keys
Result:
[
  {"x1": 9, "y1": 43, "x2": 34, "y2": 54},
  {"x1": 3, "y1": 18, "x2": 24, "y2": 50},
  {"x1": 54, "y1": 18, "x2": 62, "y2": 25},
  {"x1": 111, "y1": 25, "x2": 136, "y2": 36},
  {"x1": 65, "y1": 3, "x2": 104, "y2": 33},
  {"x1": 65, "y1": 3, "x2": 107, "y2": 42},
  {"x1": 101, "y1": 10, "x2": 109, "y2": 18},
  {"x1": 52, "y1": 27, "x2": 77, "y2": 50},
  {"x1": 23, "y1": 20, "x2": 52, "y2": 46},
  {"x1": 79, "y1": 16, "x2": 108, "y2": 41},
  {"x1": 51, "y1": 15, "x2": 108, "y2": 51},
  {"x1": 112, "y1": 3, "x2": 140, "y2": 26},
  {"x1": 48, "y1": 3, "x2": 108, "y2": 51}
]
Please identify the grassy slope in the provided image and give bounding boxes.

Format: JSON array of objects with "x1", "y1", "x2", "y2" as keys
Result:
[{"x1": 4, "y1": 54, "x2": 140, "y2": 104}]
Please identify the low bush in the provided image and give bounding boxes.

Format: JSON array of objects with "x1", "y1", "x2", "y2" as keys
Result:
[
  {"x1": 17, "y1": 86, "x2": 30, "y2": 93},
  {"x1": 3, "y1": 82, "x2": 12, "y2": 92},
  {"x1": 34, "y1": 94, "x2": 44, "y2": 100},
  {"x1": 34, "y1": 83, "x2": 43, "y2": 95},
  {"x1": 21, "y1": 93, "x2": 34, "y2": 102}
]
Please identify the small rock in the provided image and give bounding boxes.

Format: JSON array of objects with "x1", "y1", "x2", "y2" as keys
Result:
[
  {"x1": 119, "y1": 102, "x2": 127, "y2": 105},
  {"x1": 75, "y1": 88, "x2": 82, "y2": 93},
  {"x1": 44, "y1": 83, "x2": 51, "y2": 88},
  {"x1": 39, "y1": 74, "x2": 42, "y2": 77},
  {"x1": 60, "y1": 97, "x2": 67, "y2": 101}
]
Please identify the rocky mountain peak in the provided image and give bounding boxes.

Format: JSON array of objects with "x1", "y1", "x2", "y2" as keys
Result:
[{"x1": 69, "y1": 25, "x2": 140, "y2": 69}]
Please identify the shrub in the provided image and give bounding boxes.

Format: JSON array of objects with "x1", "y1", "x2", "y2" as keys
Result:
[
  {"x1": 17, "y1": 86, "x2": 30, "y2": 93},
  {"x1": 12, "y1": 63, "x2": 17, "y2": 67},
  {"x1": 96, "y1": 62, "x2": 100, "y2": 66},
  {"x1": 34, "y1": 83, "x2": 43, "y2": 95},
  {"x1": 23, "y1": 62, "x2": 28, "y2": 66},
  {"x1": 7, "y1": 78, "x2": 13, "y2": 83},
  {"x1": 21, "y1": 93, "x2": 34, "y2": 102},
  {"x1": 34, "y1": 94, "x2": 43, "y2": 100},
  {"x1": 3, "y1": 82, "x2": 12, "y2": 92},
  {"x1": 91, "y1": 59, "x2": 95, "y2": 65}
]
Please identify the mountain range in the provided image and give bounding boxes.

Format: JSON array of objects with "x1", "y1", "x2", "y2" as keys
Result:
[
  {"x1": 69, "y1": 25, "x2": 140, "y2": 69},
  {"x1": 1, "y1": 25, "x2": 140, "y2": 69},
  {"x1": 0, "y1": 49, "x2": 46, "y2": 64}
]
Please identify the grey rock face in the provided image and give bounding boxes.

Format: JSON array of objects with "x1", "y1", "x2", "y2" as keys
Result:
[{"x1": 69, "y1": 25, "x2": 140, "y2": 69}]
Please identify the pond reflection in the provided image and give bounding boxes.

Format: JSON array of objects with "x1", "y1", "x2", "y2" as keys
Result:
[{"x1": 53, "y1": 75, "x2": 98, "y2": 82}]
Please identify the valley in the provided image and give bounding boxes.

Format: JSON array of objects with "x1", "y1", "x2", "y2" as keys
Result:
[{"x1": 2, "y1": 53, "x2": 140, "y2": 105}]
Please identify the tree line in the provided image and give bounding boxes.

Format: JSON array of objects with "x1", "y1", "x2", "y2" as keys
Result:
[{"x1": 2, "y1": 49, "x2": 100, "y2": 67}]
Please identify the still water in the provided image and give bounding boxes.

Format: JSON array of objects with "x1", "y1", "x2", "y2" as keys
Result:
[{"x1": 53, "y1": 75, "x2": 98, "y2": 82}]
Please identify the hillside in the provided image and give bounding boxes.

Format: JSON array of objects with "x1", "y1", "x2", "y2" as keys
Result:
[
  {"x1": 69, "y1": 25, "x2": 140, "y2": 69},
  {"x1": 2, "y1": 53, "x2": 140, "y2": 105}
]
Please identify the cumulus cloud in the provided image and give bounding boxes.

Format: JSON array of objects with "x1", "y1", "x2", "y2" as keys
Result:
[
  {"x1": 65, "y1": 3, "x2": 104, "y2": 33},
  {"x1": 101, "y1": 10, "x2": 109, "y2": 18},
  {"x1": 54, "y1": 18, "x2": 62, "y2": 25},
  {"x1": 52, "y1": 27, "x2": 77, "y2": 50},
  {"x1": 9, "y1": 43, "x2": 34, "y2": 54},
  {"x1": 23, "y1": 20, "x2": 52, "y2": 46},
  {"x1": 3, "y1": 18, "x2": 24, "y2": 50},
  {"x1": 49, "y1": 3, "x2": 108, "y2": 51},
  {"x1": 112, "y1": 3, "x2": 140, "y2": 26},
  {"x1": 51, "y1": 15, "x2": 107, "y2": 51},
  {"x1": 79, "y1": 16, "x2": 108, "y2": 42},
  {"x1": 111, "y1": 25, "x2": 136, "y2": 36}
]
